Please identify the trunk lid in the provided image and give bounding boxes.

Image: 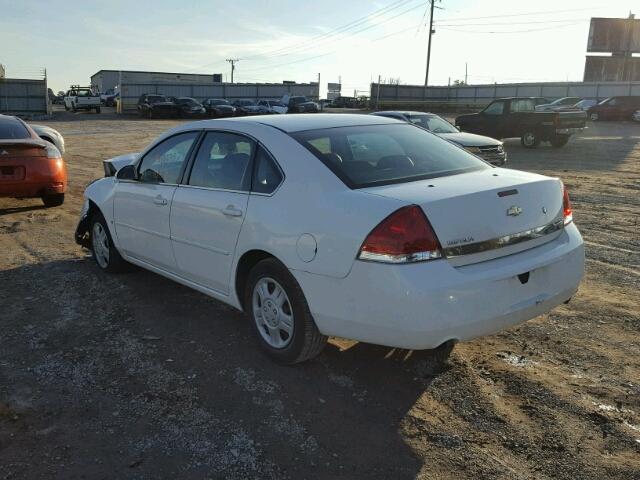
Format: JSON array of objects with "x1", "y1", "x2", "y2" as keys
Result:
[
  {"x1": 0, "y1": 139, "x2": 47, "y2": 158},
  {"x1": 362, "y1": 169, "x2": 565, "y2": 266}
]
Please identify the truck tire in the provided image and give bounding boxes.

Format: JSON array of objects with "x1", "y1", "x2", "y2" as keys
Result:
[
  {"x1": 71, "y1": 103, "x2": 77, "y2": 113},
  {"x1": 521, "y1": 131, "x2": 540, "y2": 149},
  {"x1": 64, "y1": 103, "x2": 69, "y2": 111},
  {"x1": 551, "y1": 135, "x2": 570, "y2": 148},
  {"x1": 95, "y1": 106, "x2": 101, "y2": 114}
]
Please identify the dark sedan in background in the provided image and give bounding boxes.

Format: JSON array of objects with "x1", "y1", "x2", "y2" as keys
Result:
[
  {"x1": 174, "y1": 97, "x2": 206, "y2": 118},
  {"x1": 372, "y1": 110, "x2": 506, "y2": 166},
  {"x1": 202, "y1": 98, "x2": 237, "y2": 118},
  {"x1": 136, "y1": 94, "x2": 180, "y2": 118}
]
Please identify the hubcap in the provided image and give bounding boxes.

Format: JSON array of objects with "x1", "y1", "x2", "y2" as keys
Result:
[
  {"x1": 91, "y1": 222, "x2": 110, "y2": 269},
  {"x1": 252, "y1": 277, "x2": 294, "y2": 349},
  {"x1": 524, "y1": 133, "x2": 535, "y2": 146}
]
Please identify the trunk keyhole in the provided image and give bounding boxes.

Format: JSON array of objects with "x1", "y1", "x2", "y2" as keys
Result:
[{"x1": 517, "y1": 272, "x2": 530, "y2": 284}]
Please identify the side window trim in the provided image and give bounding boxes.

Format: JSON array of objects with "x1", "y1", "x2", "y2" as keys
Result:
[
  {"x1": 135, "y1": 130, "x2": 203, "y2": 185},
  {"x1": 250, "y1": 143, "x2": 285, "y2": 196},
  {"x1": 181, "y1": 129, "x2": 258, "y2": 193}
]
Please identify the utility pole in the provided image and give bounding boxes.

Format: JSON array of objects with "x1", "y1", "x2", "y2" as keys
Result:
[
  {"x1": 424, "y1": 0, "x2": 436, "y2": 86},
  {"x1": 318, "y1": 72, "x2": 321, "y2": 100},
  {"x1": 226, "y1": 58, "x2": 239, "y2": 83},
  {"x1": 465, "y1": 62, "x2": 468, "y2": 84}
]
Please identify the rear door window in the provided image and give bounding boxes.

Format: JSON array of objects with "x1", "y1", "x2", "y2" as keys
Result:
[
  {"x1": 510, "y1": 99, "x2": 535, "y2": 112},
  {"x1": 188, "y1": 131, "x2": 254, "y2": 191},
  {"x1": 252, "y1": 146, "x2": 283, "y2": 194}
]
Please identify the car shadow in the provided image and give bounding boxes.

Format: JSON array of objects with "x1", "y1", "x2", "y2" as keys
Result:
[
  {"x1": 0, "y1": 204, "x2": 47, "y2": 216},
  {"x1": 1, "y1": 258, "x2": 443, "y2": 479}
]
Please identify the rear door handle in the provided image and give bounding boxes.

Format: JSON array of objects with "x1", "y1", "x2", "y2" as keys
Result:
[
  {"x1": 222, "y1": 205, "x2": 243, "y2": 217},
  {"x1": 153, "y1": 195, "x2": 168, "y2": 206}
]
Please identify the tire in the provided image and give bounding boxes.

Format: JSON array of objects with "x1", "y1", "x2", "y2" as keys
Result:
[
  {"x1": 551, "y1": 135, "x2": 570, "y2": 148},
  {"x1": 71, "y1": 103, "x2": 77, "y2": 113},
  {"x1": 64, "y1": 104, "x2": 69, "y2": 111},
  {"x1": 521, "y1": 131, "x2": 540, "y2": 149},
  {"x1": 590, "y1": 112, "x2": 599, "y2": 121},
  {"x1": 244, "y1": 258, "x2": 327, "y2": 364},
  {"x1": 41, "y1": 193, "x2": 64, "y2": 207},
  {"x1": 89, "y1": 212, "x2": 129, "y2": 273},
  {"x1": 148, "y1": 109, "x2": 153, "y2": 119},
  {"x1": 95, "y1": 106, "x2": 101, "y2": 114}
]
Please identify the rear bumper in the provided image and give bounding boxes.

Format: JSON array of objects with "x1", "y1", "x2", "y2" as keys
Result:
[
  {"x1": 555, "y1": 127, "x2": 584, "y2": 135},
  {"x1": 292, "y1": 223, "x2": 584, "y2": 350},
  {"x1": 0, "y1": 158, "x2": 67, "y2": 198}
]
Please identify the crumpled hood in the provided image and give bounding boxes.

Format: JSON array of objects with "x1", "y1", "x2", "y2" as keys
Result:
[
  {"x1": 437, "y1": 132, "x2": 501, "y2": 147},
  {"x1": 103, "y1": 152, "x2": 138, "y2": 176}
]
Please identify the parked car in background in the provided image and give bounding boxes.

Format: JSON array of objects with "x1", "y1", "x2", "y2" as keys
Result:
[
  {"x1": 103, "y1": 92, "x2": 119, "y2": 107},
  {"x1": 560, "y1": 99, "x2": 597, "y2": 112},
  {"x1": 282, "y1": 95, "x2": 319, "y2": 113},
  {"x1": 587, "y1": 96, "x2": 640, "y2": 121},
  {"x1": 203, "y1": 98, "x2": 237, "y2": 118},
  {"x1": 75, "y1": 114, "x2": 583, "y2": 364},
  {"x1": 0, "y1": 114, "x2": 67, "y2": 207},
  {"x1": 232, "y1": 99, "x2": 269, "y2": 116},
  {"x1": 137, "y1": 94, "x2": 180, "y2": 118},
  {"x1": 64, "y1": 86, "x2": 101, "y2": 113},
  {"x1": 535, "y1": 97, "x2": 583, "y2": 112},
  {"x1": 174, "y1": 97, "x2": 206, "y2": 118},
  {"x1": 371, "y1": 111, "x2": 506, "y2": 166},
  {"x1": 100, "y1": 89, "x2": 116, "y2": 105},
  {"x1": 633, "y1": 110, "x2": 640, "y2": 122},
  {"x1": 30, "y1": 124, "x2": 65, "y2": 154},
  {"x1": 455, "y1": 97, "x2": 586, "y2": 148},
  {"x1": 258, "y1": 100, "x2": 288, "y2": 114}
]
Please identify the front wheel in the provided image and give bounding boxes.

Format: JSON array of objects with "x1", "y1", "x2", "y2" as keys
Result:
[
  {"x1": 90, "y1": 212, "x2": 129, "y2": 273},
  {"x1": 42, "y1": 193, "x2": 64, "y2": 207},
  {"x1": 551, "y1": 135, "x2": 570, "y2": 148},
  {"x1": 521, "y1": 131, "x2": 540, "y2": 148},
  {"x1": 245, "y1": 258, "x2": 327, "y2": 364}
]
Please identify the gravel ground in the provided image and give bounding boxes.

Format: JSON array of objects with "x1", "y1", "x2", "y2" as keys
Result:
[{"x1": 0, "y1": 109, "x2": 639, "y2": 479}]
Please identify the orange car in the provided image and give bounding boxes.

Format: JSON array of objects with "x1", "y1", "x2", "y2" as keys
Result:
[{"x1": 0, "y1": 114, "x2": 67, "y2": 207}]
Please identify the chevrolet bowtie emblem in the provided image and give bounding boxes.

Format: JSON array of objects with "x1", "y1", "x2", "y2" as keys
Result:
[{"x1": 507, "y1": 205, "x2": 523, "y2": 217}]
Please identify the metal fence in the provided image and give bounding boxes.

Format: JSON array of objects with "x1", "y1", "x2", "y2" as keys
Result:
[
  {"x1": 371, "y1": 81, "x2": 640, "y2": 109},
  {"x1": 119, "y1": 82, "x2": 320, "y2": 111},
  {"x1": 0, "y1": 78, "x2": 49, "y2": 116}
]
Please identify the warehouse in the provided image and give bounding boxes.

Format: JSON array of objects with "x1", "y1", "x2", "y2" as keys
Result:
[{"x1": 90, "y1": 69, "x2": 223, "y2": 93}]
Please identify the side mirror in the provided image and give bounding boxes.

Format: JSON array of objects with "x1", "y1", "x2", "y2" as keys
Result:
[{"x1": 116, "y1": 164, "x2": 137, "y2": 180}]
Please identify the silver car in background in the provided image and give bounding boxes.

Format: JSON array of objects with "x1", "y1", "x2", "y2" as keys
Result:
[{"x1": 371, "y1": 111, "x2": 506, "y2": 166}]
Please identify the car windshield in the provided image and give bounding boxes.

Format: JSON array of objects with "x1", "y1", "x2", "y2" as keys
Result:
[
  {"x1": 291, "y1": 124, "x2": 490, "y2": 188},
  {"x1": 210, "y1": 99, "x2": 229, "y2": 105},
  {"x1": 148, "y1": 96, "x2": 166, "y2": 104},
  {"x1": 0, "y1": 117, "x2": 30, "y2": 139},
  {"x1": 406, "y1": 114, "x2": 458, "y2": 133}
]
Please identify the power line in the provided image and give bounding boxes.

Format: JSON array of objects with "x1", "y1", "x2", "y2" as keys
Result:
[
  {"x1": 436, "y1": 18, "x2": 591, "y2": 27},
  {"x1": 434, "y1": 6, "x2": 606, "y2": 23},
  {"x1": 438, "y1": 21, "x2": 583, "y2": 34},
  {"x1": 240, "y1": 0, "x2": 417, "y2": 61}
]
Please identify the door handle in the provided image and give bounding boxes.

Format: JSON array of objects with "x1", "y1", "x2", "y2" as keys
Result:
[
  {"x1": 222, "y1": 205, "x2": 243, "y2": 217},
  {"x1": 153, "y1": 195, "x2": 168, "y2": 206}
]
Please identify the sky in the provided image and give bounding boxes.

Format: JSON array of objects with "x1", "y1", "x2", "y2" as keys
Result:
[{"x1": 0, "y1": 0, "x2": 637, "y2": 96}]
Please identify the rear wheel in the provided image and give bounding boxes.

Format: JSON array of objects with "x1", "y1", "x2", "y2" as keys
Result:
[
  {"x1": 71, "y1": 103, "x2": 77, "y2": 113},
  {"x1": 42, "y1": 193, "x2": 64, "y2": 207},
  {"x1": 521, "y1": 131, "x2": 540, "y2": 149},
  {"x1": 95, "y1": 106, "x2": 101, "y2": 114},
  {"x1": 551, "y1": 135, "x2": 570, "y2": 148},
  {"x1": 90, "y1": 212, "x2": 129, "y2": 273},
  {"x1": 245, "y1": 258, "x2": 327, "y2": 364}
]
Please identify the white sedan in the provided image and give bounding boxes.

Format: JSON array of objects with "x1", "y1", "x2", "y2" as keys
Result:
[
  {"x1": 75, "y1": 114, "x2": 584, "y2": 364},
  {"x1": 30, "y1": 124, "x2": 65, "y2": 154}
]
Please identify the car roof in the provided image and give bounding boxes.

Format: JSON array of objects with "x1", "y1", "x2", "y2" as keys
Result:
[
  {"x1": 203, "y1": 113, "x2": 402, "y2": 132},
  {"x1": 372, "y1": 111, "x2": 435, "y2": 116}
]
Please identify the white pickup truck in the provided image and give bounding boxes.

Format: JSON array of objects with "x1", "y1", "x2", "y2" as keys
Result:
[{"x1": 64, "y1": 86, "x2": 101, "y2": 113}]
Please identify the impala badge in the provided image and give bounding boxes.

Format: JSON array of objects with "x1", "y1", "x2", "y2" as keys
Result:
[{"x1": 507, "y1": 205, "x2": 523, "y2": 217}]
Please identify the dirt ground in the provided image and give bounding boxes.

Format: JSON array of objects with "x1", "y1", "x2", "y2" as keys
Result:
[{"x1": 1, "y1": 108, "x2": 639, "y2": 479}]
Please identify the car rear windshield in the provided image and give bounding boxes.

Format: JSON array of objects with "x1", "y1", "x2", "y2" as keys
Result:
[
  {"x1": 291, "y1": 124, "x2": 490, "y2": 188},
  {"x1": 0, "y1": 117, "x2": 30, "y2": 139}
]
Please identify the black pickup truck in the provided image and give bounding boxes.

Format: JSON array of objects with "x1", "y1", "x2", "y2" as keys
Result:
[{"x1": 455, "y1": 97, "x2": 586, "y2": 148}]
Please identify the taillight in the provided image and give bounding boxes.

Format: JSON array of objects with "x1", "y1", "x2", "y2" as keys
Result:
[
  {"x1": 358, "y1": 205, "x2": 442, "y2": 263},
  {"x1": 562, "y1": 183, "x2": 573, "y2": 225}
]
